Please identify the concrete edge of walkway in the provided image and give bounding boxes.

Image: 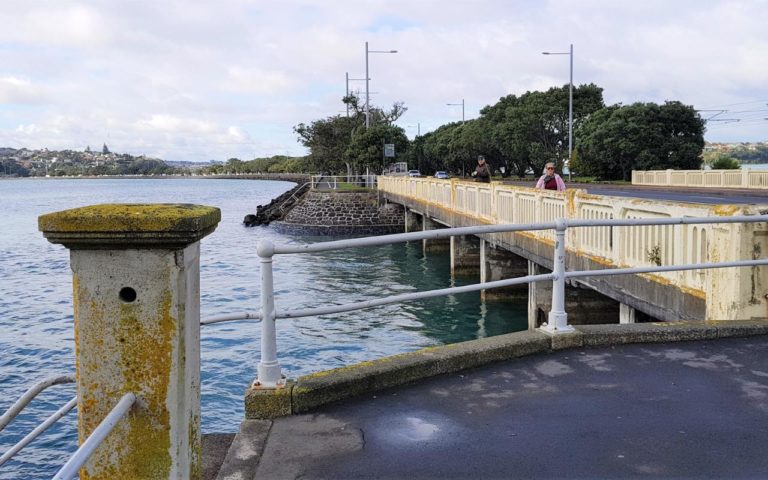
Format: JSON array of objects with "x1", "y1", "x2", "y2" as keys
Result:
[{"x1": 243, "y1": 320, "x2": 768, "y2": 420}]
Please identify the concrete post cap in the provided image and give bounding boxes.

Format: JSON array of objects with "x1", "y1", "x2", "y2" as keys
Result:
[{"x1": 39, "y1": 203, "x2": 221, "y2": 249}]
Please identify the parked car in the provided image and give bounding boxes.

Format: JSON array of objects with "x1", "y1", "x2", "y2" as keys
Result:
[
  {"x1": 408, "y1": 170, "x2": 421, "y2": 177},
  {"x1": 434, "y1": 171, "x2": 449, "y2": 179}
]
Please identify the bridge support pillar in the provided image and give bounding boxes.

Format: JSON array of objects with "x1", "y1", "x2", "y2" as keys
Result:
[
  {"x1": 481, "y1": 241, "x2": 528, "y2": 301},
  {"x1": 451, "y1": 235, "x2": 480, "y2": 277},
  {"x1": 423, "y1": 217, "x2": 450, "y2": 254},
  {"x1": 38, "y1": 204, "x2": 220, "y2": 480},
  {"x1": 527, "y1": 262, "x2": 551, "y2": 330},
  {"x1": 620, "y1": 303, "x2": 636, "y2": 324},
  {"x1": 404, "y1": 208, "x2": 421, "y2": 233},
  {"x1": 528, "y1": 262, "x2": 621, "y2": 329}
]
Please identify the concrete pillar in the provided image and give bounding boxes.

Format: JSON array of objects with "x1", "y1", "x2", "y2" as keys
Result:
[
  {"x1": 620, "y1": 303, "x2": 636, "y2": 324},
  {"x1": 404, "y1": 208, "x2": 421, "y2": 233},
  {"x1": 39, "y1": 204, "x2": 220, "y2": 480},
  {"x1": 527, "y1": 261, "x2": 550, "y2": 330},
  {"x1": 481, "y1": 241, "x2": 528, "y2": 302},
  {"x1": 450, "y1": 234, "x2": 480, "y2": 277},
  {"x1": 423, "y1": 216, "x2": 450, "y2": 254},
  {"x1": 527, "y1": 260, "x2": 620, "y2": 328}
]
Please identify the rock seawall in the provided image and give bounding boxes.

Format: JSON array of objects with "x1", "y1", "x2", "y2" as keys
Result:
[
  {"x1": 272, "y1": 191, "x2": 404, "y2": 235},
  {"x1": 243, "y1": 182, "x2": 309, "y2": 226}
]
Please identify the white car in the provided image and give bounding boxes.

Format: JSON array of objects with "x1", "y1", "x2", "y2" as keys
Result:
[
  {"x1": 434, "y1": 171, "x2": 449, "y2": 179},
  {"x1": 408, "y1": 170, "x2": 421, "y2": 177}
]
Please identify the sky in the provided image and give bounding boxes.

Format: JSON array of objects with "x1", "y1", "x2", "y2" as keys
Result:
[{"x1": 0, "y1": 0, "x2": 766, "y2": 163}]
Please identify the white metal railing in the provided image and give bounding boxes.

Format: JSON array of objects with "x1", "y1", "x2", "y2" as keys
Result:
[
  {"x1": 0, "y1": 375, "x2": 75, "y2": 432},
  {"x1": 201, "y1": 214, "x2": 768, "y2": 388},
  {"x1": 632, "y1": 169, "x2": 768, "y2": 189},
  {"x1": 53, "y1": 393, "x2": 136, "y2": 480},
  {"x1": 0, "y1": 375, "x2": 76, "y2": 467},
  {"x1": 0, "y1": 377, "x2": 135, "y2": 477},
  {"x1": 311, "y1": 174, "x2": 377, "y2": 190}
]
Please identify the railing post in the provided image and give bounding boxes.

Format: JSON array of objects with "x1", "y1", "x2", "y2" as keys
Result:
[
  {"x1": 540, "y1": 219, "x2": 574, "y2": 334},
  {"x1": 255, "y1": 240, "x2": 284, "y2": 388},
  {"x1": 38, "y1": 204, "x2": 220, "y2": 480}
]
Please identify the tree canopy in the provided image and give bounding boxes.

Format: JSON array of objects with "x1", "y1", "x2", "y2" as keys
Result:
[
  {"x1": 574, "y1": 101, "x2": 705, "y2": 180},
  {"x1": 292, "y1": 84, "x2": 709, "y2": 180},
  {"x1": 294, "y1": 94, "x2": 407, "y2": 174}
]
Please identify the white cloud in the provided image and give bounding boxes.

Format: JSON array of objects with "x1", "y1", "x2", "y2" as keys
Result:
[
  {"x1": 0, "y1": 76, "x2": 49, "y2": 104},
  {"x1": 224, "y1": 67, "x2": 299, "y2": 94},
  {"x1": 0, "y1": 0, "x2": 765, "y2": 161}
]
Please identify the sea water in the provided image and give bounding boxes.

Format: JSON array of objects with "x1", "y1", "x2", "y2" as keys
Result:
[{"x1": 0, "y1": 177, "x2": 526, "y2": 478}]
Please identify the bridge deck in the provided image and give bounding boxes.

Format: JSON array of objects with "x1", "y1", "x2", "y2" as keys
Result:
[{"x1": 504, "y1": 180, "x2": 768, "y2": 204}]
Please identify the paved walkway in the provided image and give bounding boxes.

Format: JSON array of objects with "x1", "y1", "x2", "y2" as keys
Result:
[{"x1": 211, "y1": 335, "x2": 768, "y2": 479}]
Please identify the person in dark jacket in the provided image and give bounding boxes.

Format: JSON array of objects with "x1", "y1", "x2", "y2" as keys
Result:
[{"x1": 472, "y1": 155, "x2": 491, "y2": 183}]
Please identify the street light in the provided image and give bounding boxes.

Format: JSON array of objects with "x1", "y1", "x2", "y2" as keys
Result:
[
  {"x1": 407, "y1": 123, "x2": 421, "y2": 136},
  {"x1": 447, "y1": 99, "x2": 465, "y2": 123},
  {"x1": 365, "y1": 41, "x2": 398, "y2": 128},
  {"x1": 542, "y1": 43, "x2": 573, "y2": 181},
  {"x1": 346, "y1": 72, "x2": 366, "y2": 117}
]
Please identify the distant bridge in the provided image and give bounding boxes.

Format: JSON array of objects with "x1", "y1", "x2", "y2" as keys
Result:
[{"x1": 378, "y1": 176, "x2": 768, "y2": 327}]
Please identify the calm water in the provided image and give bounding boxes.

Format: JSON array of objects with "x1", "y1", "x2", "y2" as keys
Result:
[{"x1": 0, "y1": 178, "x2": 526, "y2": 479}]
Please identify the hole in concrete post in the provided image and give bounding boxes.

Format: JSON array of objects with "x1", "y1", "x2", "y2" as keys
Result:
[{"x1": 119, "y1": 287, "x2": 137, "y2": 303}]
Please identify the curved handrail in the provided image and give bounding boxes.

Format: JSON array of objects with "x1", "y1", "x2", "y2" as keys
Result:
[
  {"x1": 0, "y1": 374, "x2": 75, "y2": 432},
  {"x1": 0, "y1": 397, "x2": 77, "y2": 467}
]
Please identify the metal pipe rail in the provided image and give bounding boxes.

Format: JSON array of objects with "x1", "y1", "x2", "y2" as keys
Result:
[
  {"x1": 243, "y1": 214, "x2": 768, "y2": 387},
  {"x1": 0, "y1": 397, "x2": 77, "y2": 467},
  {"x1": 0, "y1": 374, "x2": 75, "y2": 432},
  {"x1": 53, "y1": 392, "x2": 136, "y2": 480}
]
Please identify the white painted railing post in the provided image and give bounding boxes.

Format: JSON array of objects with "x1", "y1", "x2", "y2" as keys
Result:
[
  {"x1": 255, "y1": 240, "x2": 284, "y2": 387},
  {"x1": 540, "y1": 219, "x2": 574, "y2": 334}
]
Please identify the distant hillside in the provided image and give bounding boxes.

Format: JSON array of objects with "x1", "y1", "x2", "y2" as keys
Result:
[{"x1": 0, "y1": 147, "x2": 185, "y2": 177}]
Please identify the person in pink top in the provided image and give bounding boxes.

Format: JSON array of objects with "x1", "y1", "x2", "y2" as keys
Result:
[{"x1": 535, "y1": 162, "x2": 566, "y2": 191}]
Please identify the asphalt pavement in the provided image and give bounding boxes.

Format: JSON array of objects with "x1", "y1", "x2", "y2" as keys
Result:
[
  {"x1": 502, "y1": 180, "x2": 768, "y2": 205},
  {"x1": 214, "y1": 334, "x2": 768, "y2": 480}
]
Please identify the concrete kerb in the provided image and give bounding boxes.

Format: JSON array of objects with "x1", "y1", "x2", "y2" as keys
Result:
[{"x1": 243, "y1": 320, "x2": 768, "y2": 420}]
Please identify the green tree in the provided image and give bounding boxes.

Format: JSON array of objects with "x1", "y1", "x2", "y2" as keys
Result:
[
  {"x1": 344, "y1": 123, "x2": 409, "y2": 174},
  {"x1": 575, "y1": 101, "x2": 705, "y2": 180},
  {"x1": 480, "y1": 84, "x2": 605, "y2": 177},
  {"x1": 294, "y1": 94, "x2": 407, "y2": 174},
  {"x1": 707, "y1": 153, "x2": 740, "y2": 169}
]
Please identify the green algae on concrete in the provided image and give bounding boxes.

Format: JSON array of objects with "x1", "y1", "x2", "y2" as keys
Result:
[
  {"x1": 245, "y1": 382, "x2": 294, "y2": 419},
  {"x1": 289, "y1": 330, "x2": 550, "y2": 414},
  {"x1": 38, "y1": 203, "x2": 221, "y2": 249}
]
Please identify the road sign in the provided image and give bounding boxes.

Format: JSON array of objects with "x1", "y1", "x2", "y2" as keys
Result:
[{"x1": 384, "y1": 144, "x2": 395, "y2": 157}]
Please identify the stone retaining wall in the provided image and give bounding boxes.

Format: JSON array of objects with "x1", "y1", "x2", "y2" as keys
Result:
[{"x1": 273, "y1": 191, "x2": 404, "y2": 236}]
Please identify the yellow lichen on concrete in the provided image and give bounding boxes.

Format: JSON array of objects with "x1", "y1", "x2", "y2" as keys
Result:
[
  {"x1": 713, "y1": 205, "x2": 741, "y2": 216},
  {"x1": 38, "y1": 203, "x2": 221, "y2": 234},
  {"x1": 79, "y1": 283, "x2": 175, "y2": 479},
  {"x1": 244, "y1": 382, "x2": 293, "y2": 419}
]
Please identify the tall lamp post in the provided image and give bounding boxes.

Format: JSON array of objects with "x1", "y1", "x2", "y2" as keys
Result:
[
  {"x1": 365, "y1": 41, "x2": 397, "y2": 128},
  {"x1": 447, "y1": 99, "x2": 465, "y2": 123},
  {"x1": 542, "y1": 43, "x2": 573, "y2": 181},
  {"x1": 346, "y1": 72, "x2": 366, "y2": 117}
]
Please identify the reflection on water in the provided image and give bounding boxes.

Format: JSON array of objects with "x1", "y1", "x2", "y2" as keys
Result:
[{"x1": 0, "y1": 178, "x2": 526, "y2": 479}]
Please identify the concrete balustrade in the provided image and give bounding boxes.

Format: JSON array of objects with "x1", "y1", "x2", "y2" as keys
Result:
[
  {"x1": 38, "y1": 204, "x2": 220, "y2": 480},
  {"x1": 379, "y1": 176, "x2": 768, "y2": 321},
  {"x1": 633, "y1": 169, "x2": 768, "y2": 189}
]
